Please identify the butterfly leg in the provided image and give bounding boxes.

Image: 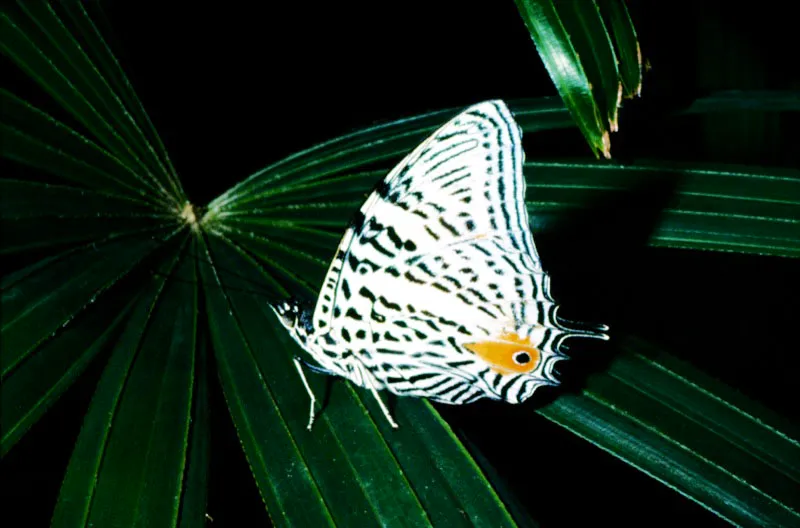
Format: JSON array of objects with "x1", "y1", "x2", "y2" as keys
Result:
[
  {"x1": 293, "y1": 356, "x2": 319, "y2": 431},
  {"x1": 361, "y1": 368, "x2": 399, "y2": 429}
]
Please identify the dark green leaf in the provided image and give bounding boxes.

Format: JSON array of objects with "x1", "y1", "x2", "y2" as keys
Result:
[
  {"x1": 1, "y1": 294, "x2": 133, "y2": 455},
  {"x1": 60, "y1": 1, "x2": 181, "y2": 192},
  {"x1": 525, "y1": 161, "x2": 800, "y2": 257},
  {"x1": 597, "y1": 0, "x2": 642, "y2": 98},
  {"x1": 178, "y1": 335, "x2": 210, "y2": 528},
  {"x1": 513, "y1": 0, "x2": 612, "y2": 157},
  {"x1": 539, "y1": 337, "x2": 800, "y2": 527},
  {"x1": 4, "y1": 2, "x2": 184, "y2": 201},
  {"x1": 52, "y1": 236, "x2": 196, "y2": 527},
  {"x1": 553, "y1": 0, "x2": 621, "y2": 130},
  {"x1": 1, "y1": 13, "x2": 137, "y2": 176},
  {"x1": 0, "y1": 180, "x2": 156, "y2": 218},
  {"x1": 50, "y1": 249, "x2": 173, "y2": 526},
  {"x1": 0, "y1": 90, "x2": 157, "y2": 197},
  {"x1": 1, "y1": 231, "x2": 175, "y2": 375},
  {"x1": 682, "y1": 90, "x2": 800, "y2": 114},
  {"x1": 0, "y1": 180, "x2": 172, "y2": 254}
]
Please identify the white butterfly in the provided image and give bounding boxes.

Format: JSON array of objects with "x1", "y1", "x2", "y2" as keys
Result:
[{"x1": 273, "y1": 100, "x2": 608, "y2": 429}]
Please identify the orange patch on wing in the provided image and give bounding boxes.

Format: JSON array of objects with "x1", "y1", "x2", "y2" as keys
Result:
[{"x1": 464, "y1": 332, "x2": 540, "y2": 374}]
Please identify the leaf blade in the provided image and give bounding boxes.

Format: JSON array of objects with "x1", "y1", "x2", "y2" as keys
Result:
[
  {"x1": 513, "y1": 0, "x2": 610, "y2": 157},
  {"x1": 538, "y1": 337, "x2": 800, "y2": 527},
  {"x1": 86, "y1": 239, "x2": 197, "y2": 527},
  {"x1": 1, "y1": 230, "x2": 177, "y2": 375},
  {"x1": 51, "y1": 245, "x2": 182, "y2": 527}
]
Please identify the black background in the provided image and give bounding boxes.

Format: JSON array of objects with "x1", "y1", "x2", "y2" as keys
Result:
[{"x1": 2, "y1": 1, "x2": 798, "y2": 526}]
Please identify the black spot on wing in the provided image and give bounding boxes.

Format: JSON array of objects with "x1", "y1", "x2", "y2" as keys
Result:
[
  {"x1": 432, "y1": 283, "x2": 451, "y2": 293},
  {"x1": 351, "y1": 211, "x2": 366, "y2": 235},
  {"x1": 474, "y1": 244, "x2": 491, "y2": 257},
  {"x1": 443, "y1": 276, "x2": 462, "y2": 288},
  {"x1": 502, "y1": 255, "x2": 521, "y2": 274},
  {"x1": 438, "y1": 217, "x2": 460, "y2": 237},
  {"x1": 342, "y1": 279, "x2": 351, "y2": 299},
  {"x1": 424, "y1": 226, "x2": 440, "y2": 240},
  {"x1": 376, "y1": 179, "x2": 391, "y2": 198},
  {"x1": 478, "y1": 306, "x2": 498, "y2": 319},
  {"x1": 404, "y1": 271, "x2": 425, "y2": 284},
  {"x1": 379, "y1": 296, "x2": 402, "y2": 311},
  {"x1": 417, "y1": 262, "x2": 436, "y2": 277},
  {"x1": 466, "y1": 287, "x2": 489, "y2": 303},
  {"x1": 358, "y1": 287, "x2": 376, "y2": 302},
  {"x1": 345, "y1": 308, "x2": 362, "y2": 320},
  {"x1": 366, "y1": 237, "x2": 394, "y2": 257},
  {"x1": 385, "y1": 226, "x2": 404, "y2": 250}
]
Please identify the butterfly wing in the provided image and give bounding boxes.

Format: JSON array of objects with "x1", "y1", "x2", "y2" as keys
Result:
[
  {"x1": 312, "y1": 100, "x2": 543, "y2": 331},
  {"x1": 306, "y1": 100, "x2": 606, "y2": 405}
]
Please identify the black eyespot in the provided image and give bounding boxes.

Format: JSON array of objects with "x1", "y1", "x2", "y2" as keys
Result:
[{"x1": 513, "y1": 351, "x2": 531, "y2": 365}]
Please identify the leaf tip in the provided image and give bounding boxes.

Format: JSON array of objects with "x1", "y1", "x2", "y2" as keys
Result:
[{"x1": 601, "y1": 131, "x2": 612, "y2": 159}]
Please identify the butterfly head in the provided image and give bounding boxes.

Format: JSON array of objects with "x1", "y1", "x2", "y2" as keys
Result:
[{"x1": 270, "y1": 297, "x2": 315, "y2": 346}]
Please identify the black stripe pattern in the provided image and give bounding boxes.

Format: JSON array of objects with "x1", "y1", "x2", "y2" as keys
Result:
[{"x1": 270, "y1": 100, "x2": 608, "y2": 415}]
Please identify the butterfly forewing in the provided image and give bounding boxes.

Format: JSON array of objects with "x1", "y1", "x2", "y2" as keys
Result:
[{"x1": 313, "y1": 101, "x2": 542, "y2": 331}]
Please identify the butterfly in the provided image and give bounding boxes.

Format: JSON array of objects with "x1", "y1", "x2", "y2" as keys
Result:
[{"x1": 272, "y1": 100, "x2": 608, "y2": 430}]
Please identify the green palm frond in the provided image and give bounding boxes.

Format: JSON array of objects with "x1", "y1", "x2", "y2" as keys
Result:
[
  {"x1": 2, "y1": 1, "x2": 798, "y2": 527},
  {"x1": 513, "y1": 0, "x2": 642, "y2": 158}
]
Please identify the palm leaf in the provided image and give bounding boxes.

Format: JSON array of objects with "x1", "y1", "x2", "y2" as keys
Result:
[
  {"x1": 1, "y1": 1, "x2": 798, "y2": 526},
  {"x1": 513, "y1": 0, "x2": 642, "y2": 157}
]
